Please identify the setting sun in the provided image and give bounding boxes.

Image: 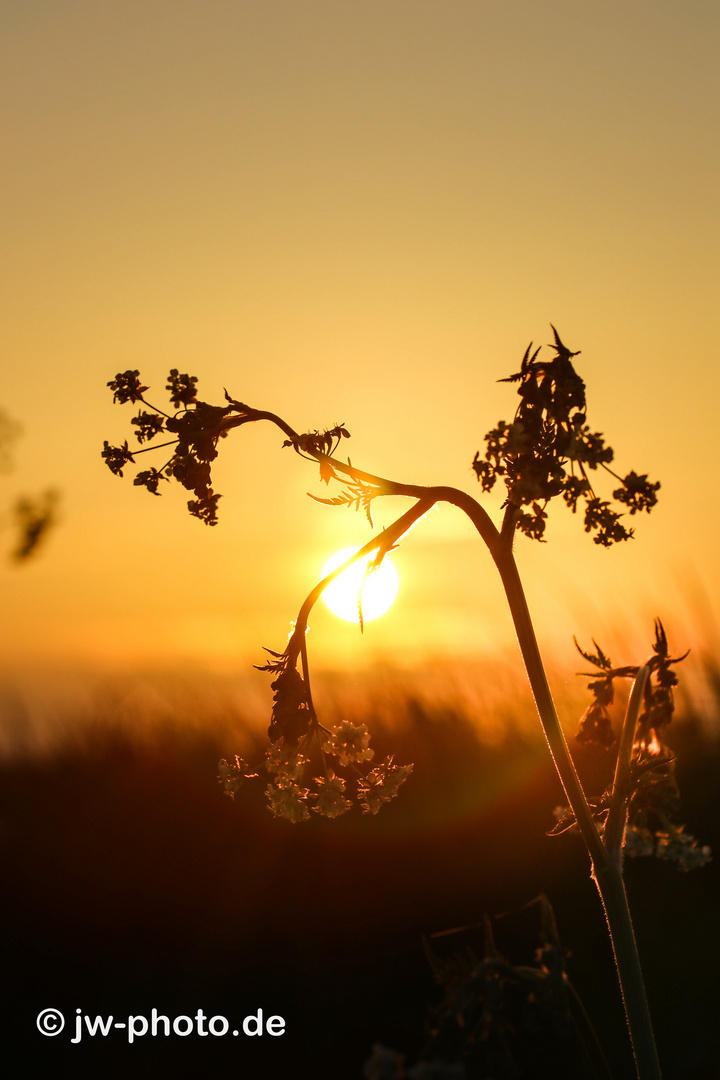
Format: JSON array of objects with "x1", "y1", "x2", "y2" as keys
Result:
[{"x1": 320, "y1": 547, "x2": 399, "y2": 623}]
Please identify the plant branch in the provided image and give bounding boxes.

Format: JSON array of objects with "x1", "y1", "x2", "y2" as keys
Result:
[
  {"x1": 222, "y1": 406, "x2": 504, "y2": 554},
  {"x1": 605, "y1": 664, "x2": 651, "y2": 867},
  {"x1": 287, "y1": 496, "x2": 436, "y2": 650}
]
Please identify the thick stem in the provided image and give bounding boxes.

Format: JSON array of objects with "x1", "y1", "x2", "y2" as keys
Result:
[
  {"x1": 493, "y1": 545, "x2": 661, "y2": 1080},
  {"x1": 594, "y1": 865, "x2": 662, "y2": 1080},
  {"x1": 493, "y1": 546, "x2": 607, "y2": 868}
]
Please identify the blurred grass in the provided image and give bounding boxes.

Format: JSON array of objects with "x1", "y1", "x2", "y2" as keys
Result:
[{"x1": 1, "y1": 654, "x2": 719, "y2": 1078}]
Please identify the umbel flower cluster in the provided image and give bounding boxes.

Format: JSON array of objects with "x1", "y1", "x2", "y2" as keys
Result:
[
  {"x1": 102, "y1": 368, "x2": 236, "y2": 524},
  {"x1": 472, "y1": 326, "x2": 659, "y2": 544},
  {"x1": 550, "y1": 620, "x2": 711, "y2": 871},
  {"x1": 218, "y1": 725, "x2": 413, "y2": 823},
  {"x1": 103, "y1": 329, "x2": 658, "y2": 545},
  {"x1": 221, "y1": 648, "x2": 412, "y2": 821}
]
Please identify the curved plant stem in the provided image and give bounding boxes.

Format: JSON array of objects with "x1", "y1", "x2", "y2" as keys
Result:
[
  {"x1": 493, "y1": 545, "x2": 661, "y2": 1080},
  {"x1": 605, "y1": 666, "x2": 650, "y2": 867},
  {"x1": 289, "y1": 496, "x2": 435, "y2": 642},
  {"x1": 493, "y1": 544, "x2": 608, "y2": 867}
]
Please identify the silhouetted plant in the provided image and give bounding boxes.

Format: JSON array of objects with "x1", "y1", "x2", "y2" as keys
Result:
[
  {"x1": 364, "y1": 896, "x2": 614, "y2": 1080},
  {"x1": 551, "y1": 621, "x2": 710, "y2": 873},
  {"x1": 0, "y1": 408, "x2": 58, "y2": 561},
  {"x1": 104, "y1": 329, "x2": 705, "y2": 1080}
]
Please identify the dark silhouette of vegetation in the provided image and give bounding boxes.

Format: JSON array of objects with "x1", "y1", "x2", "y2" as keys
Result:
[
  {"x1": 0, "y1": 409, "x2": 58, "y2": 561},
  {"x1": 103, "y1": 329, "x2": 707, "y2": 1079}
]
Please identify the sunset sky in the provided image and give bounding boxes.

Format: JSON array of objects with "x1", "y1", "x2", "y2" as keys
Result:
[{"x1": 1, "y1": 0, "x2": 719, "y2": 696}]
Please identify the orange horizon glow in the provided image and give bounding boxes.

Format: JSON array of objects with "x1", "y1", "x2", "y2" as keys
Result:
[{"x1": 1, "y1": 2, "x2": 718, "y2": 690}]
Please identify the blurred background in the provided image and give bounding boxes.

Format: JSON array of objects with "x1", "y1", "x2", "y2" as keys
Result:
[{"x1": 1, "y1": 2, "x2": 719, "y2": 1077}]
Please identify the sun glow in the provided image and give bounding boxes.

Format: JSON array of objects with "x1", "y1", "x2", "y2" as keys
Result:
[{"x1": 320, "y1": 547, "x2": 399, "y2": 623}]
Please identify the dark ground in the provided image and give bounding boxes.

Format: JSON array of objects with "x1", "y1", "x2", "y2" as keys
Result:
[{"x1": 2, "y1": 689, "x2": 719, "y2": 1079}]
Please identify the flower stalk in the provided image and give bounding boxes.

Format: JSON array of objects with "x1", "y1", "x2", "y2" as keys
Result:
[
  {"x1": 605, "y1": 665, "x2": 651, "y2": 866},
  {"x1": 493, "y1": 550, "x2": 661, "y2": 1080},
  {"x1": 103, "y1": 330, "x2": 701, "y2": 1079}
]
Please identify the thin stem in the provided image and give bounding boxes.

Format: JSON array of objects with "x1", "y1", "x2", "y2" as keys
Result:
[
  {"x1": 131, "y1": 438, "x2": 180, "y2": 456},
  {"x1": 138, "y1": 397, "x2": 173, "y2": 420},
  {"x1": 298, "y1": 636, "x2": 319, "y2": 724},
  {"x1": 601, "y1": 460, "x2": 627, "y2": 485},
  {"x1": 290, "y1": 496, "x2": 436, "y2": 640},
  {"x1": 222, "y1": 406, "x2": 503, "y2": 553},
  {"x1": 605, "y1": 665, "x2": 650, "y2": 867}
]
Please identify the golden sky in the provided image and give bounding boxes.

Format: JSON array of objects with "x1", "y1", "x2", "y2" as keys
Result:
[{"x1": 1, "y1": 0, "x2": 719, "y2": 686}]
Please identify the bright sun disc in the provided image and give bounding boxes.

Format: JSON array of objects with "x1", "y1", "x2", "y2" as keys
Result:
[{"x1": 320, "y1": 547, "x2": 399, "y2": 623}]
